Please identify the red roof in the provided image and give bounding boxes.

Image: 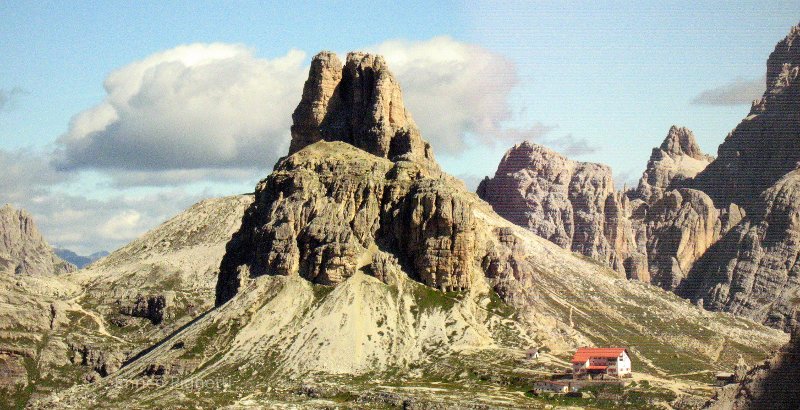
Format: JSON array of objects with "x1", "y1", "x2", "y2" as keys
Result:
[
  {"x1": 571, "y1": 347, "x2": 627, "y2": 364},
  {"x1": 586, "y1": 365, "x2": 609, "y2": 371}
]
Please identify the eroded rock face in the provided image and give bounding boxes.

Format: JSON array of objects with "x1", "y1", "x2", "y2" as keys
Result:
[
  {"x1": 638, "y1": 189, "x2": 741, "y2": 290},
  {"x1": 476, "y1": 141, "x2": 638, "y2": 277},
  {"x1": 635, "y1": 126, "x2": 713, "y2": 203},
  {"x1": 478, "y1": 127, "x2": 730, "y2": 291},
  {"x1": 0, "y1": 205, "x2": 74, "y2": 276},
  {"x1": 119, "y1": 293, "x2": 174, "y2": 325},
  {"x1": 680, "y1": 170, "x2": 800, "y2": 330},
  {"x1": 289, "y1": 51, "x2": 436, "y2": 167},
  {"x1": 690, "y1": 24, "x2": 800, "y2": 211},
  {"x1": 216, "y1": 142, "x2": 481, "y2": 305},
  {"x1": 218, "y1": 51, "x2": 480, "y2": 305},
  {"x1": 671, "y1": 23, "x2": 800, "y2": 330}
]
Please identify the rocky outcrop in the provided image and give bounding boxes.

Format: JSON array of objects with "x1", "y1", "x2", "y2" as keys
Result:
[
  {"x1": 476, "y1": 141, "x2": 639, "y2": 277},
  {"x1": 216, "y1": 142, "x2": 482, "y2": 304},
  {"x1": 0, "y1": 205, "x2": 75, "y2": 276},
  {"x1": 68, "y1": 343, "x2": 126, "y2": 377},
  {"x1": 218, "y1": 52, "x2": 476, "y2": 305},
  {"x1": 679, "y1": 170, "x2": 800, "y2": 330},
  {"x1": 635, "y1": 188, "x2": 743, "y2": 290},
  {"x1": 705, "y1": 326, "x2": 800, "y2": 409},
  {"x1": 635, "y1": 126, "x2": 713, "y2": 203},
  {"x1": 289, "y1": 51, "x2": 436, "y2": 167},
  {"x1": 119, "y1": 293, "x2": 174, "y2": 325}
]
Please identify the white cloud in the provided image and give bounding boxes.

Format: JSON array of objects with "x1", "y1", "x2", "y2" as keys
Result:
[
  {"x1": 29, "y1": 38, "x2": 559, "y2": 254},
  {"x1": 371, "y1": 36, "x2": 548, "y2": 154},
  {"x1": 692, "y1": 76, "x2": 765, "y2": 106},
  {"x1": 54, "y1": 38, "x2": 549, "y2": 171},
  {"x1": 54, "y1": 43, "x2": 307, "y2": 171}
]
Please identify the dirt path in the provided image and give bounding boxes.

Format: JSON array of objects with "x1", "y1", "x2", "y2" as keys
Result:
[{"x1": 64, "y1": 288, "x2": 128, "y2": 344}]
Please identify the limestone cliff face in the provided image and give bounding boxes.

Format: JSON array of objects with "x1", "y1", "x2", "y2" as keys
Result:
[
  {"x1": 636, "y1": 188, "x2": 742, "y2": 290},
  {"x1": 477, "y1": 127, "x2": 730, "y2": 291},
  {"x1": 674, "y1": 23, "x2": 800, "y2": 330},
  {"x1": 475, "y1": 141, "x2": 638, "y2": 277},
  {"x1": 289, "y1": 51, "x2": 436, "y2": 167},
  {"x1": 216, "y1": 143, "x2": 480, "y2": 305},
  {"x1": 680, "y1": 170, "x2": 800, "y2": 330},
  {"x1": 635, "y1": 126, "x2": 713, "y2": 203},
  {"x1": 0, "y1": 205, "x2": 74, "y2": 276},
  {"x1": 690, "y1": 23, "x2": 800, "y2": 211}
]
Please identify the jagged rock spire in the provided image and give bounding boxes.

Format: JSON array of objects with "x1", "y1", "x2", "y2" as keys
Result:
[
  {"x1": 635, "y1": 125, "x2": 712, "y2": 203},
  {"x1": 659, "y1": 126, "x2": 706, "y2": 160},
  {"x1": 289, "y1": 51, "x2": 436, "y2": 166}
]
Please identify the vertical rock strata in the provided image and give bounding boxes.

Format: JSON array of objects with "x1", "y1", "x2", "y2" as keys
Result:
[
  {"x1": 289, "y1": 51, "x2": 436, "y2": 167},
  {"x1": 477, "y1": 127, "x2": 735, "y2": 291},
  {"x1": 476, "y1": 142, "x2": 638, "y2": 278}
]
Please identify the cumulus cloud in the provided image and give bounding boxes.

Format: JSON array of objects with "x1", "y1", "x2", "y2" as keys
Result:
[
  {"x1": 0, "y1": 87, "x2": 25, "y2": 111},
  {"x1": 53, "y1": 43, "x2": 307, "y2": 171},
  {"x1": 35, "y1": 38, "x2": 561, "y2": 253},
  {"x1": 54, "y1": 38, "x2": 546, "y2": 173},
  {"x1": 692, "y1": 76, "x2": 765, "y2": 106},
  {"x1": 372, "y1": 37, "x2": 546, "y2": 154},
  {"x1": 0, "y1": 148, "x2": 72, "y2": 202}
]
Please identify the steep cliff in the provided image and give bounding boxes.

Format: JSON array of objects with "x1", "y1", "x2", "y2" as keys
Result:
[
  {"x1": 475, "y1": 141, "x2": 639, "y2": 277},
  {"x1": 475, "y1": 127, "x2": 725, "y2": 291},
  {"x1": 676, "y1": 23, "x2": 800, "y2": 330},
  {"x1": 690, "y1": 24, "x2": 800, "y2": 211},
  {"x1": 289, "y1": 51, "x2": 436, "y2": 167},
  {"x1": 0, "y1": 205, "x2": 74, "y2": 276}
]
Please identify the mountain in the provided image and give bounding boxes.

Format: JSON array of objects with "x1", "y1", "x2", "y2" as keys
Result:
[
  {"x1": 475, "y1": 141, "x2": 641, "y2": 278},
  {"x1": 634, "y1": 126, "x2": 714, "y2": 203},
  {"x1": 476, "y1": 127, "x2": 729, "y2": 290},
  {"x1": 53, "y1": 249, "x2": 109, "y2": 269},
  {"x1": 0, "y1": 195, "x2": 252, "y2": 407},
  {"x1": 0, "y1": 204, "x2": 75, "y2": 276},
  {"x1": 30, "y1": 51, "x2": 787, "y2": 409},
  {"x1": 479, "y1": 23, "x2": 800, "y2": 332},
  {"x1": 676, "y1": 23, "x2": 800, "y2": 331}
]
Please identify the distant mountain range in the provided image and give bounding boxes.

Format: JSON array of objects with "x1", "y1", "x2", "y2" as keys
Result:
[{"x1": 53, "y1": 248, "x2": 110, "y2": 269}]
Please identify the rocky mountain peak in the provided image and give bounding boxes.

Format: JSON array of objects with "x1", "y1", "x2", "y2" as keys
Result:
[
  {"x1": 635, "y1": 126, "x2": 713, "y2": 203},
  {"x1": 659, "y1": 125, "x2": 705, "y2": 160},
  {"x1": 764, "y1": 22, "x2": 800, "y2": 96},
  {"x1": 476, "y1": 141, "x2": 638, "y2": 277},
  {"x1": 0, "y1": 204, "x2": 74, "y2": 275},
  {"x1": 692, "y1": 22, "x2": 800, "y2": 211},
  {"x1": 289, "y1": 50, "x2": 436, "y2": 167}
]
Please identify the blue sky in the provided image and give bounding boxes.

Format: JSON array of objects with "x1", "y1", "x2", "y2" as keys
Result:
[{"x1": 0, "y1": 1, "x2": 798, "y2": 253}]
